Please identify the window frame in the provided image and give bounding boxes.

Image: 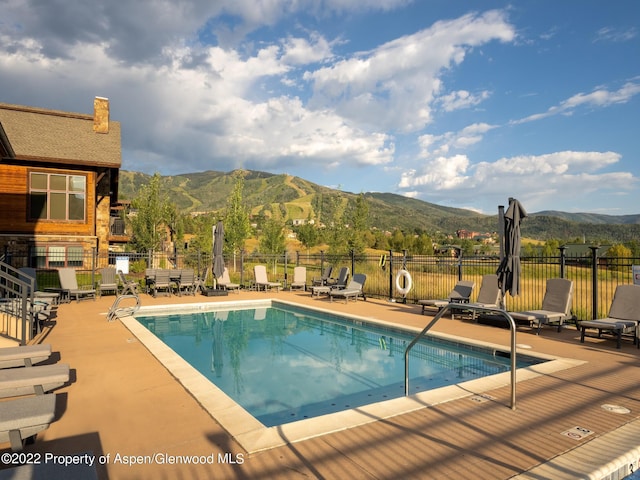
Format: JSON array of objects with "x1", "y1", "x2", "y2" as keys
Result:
[
  {"x1": 28, "y1": 171, "x2": 87, "y2": 223},
  {"x1": 30, "y1": 244, "x2": 87, "y2": 268}
]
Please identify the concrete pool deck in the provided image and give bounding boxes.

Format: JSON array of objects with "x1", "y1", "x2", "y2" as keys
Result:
[{"x1": 1, "y1": 290, "x2": 639, "y2": 479}]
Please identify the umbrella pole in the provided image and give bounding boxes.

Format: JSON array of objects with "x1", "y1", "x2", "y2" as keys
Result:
[{"x1": 498, "y1": 205, "x2": 506, "y2": 309}]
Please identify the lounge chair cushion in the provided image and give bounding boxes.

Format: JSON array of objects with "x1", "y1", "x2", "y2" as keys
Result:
[
  {"x1": 0, "y1": 344, "x2": 51, "y2": 369},
  {"x1": 0, "y1": 363, "x2": 70, "y2": 398},
  {"x1": 0, "y1": 393, "x2": 57, "y2": 451}
]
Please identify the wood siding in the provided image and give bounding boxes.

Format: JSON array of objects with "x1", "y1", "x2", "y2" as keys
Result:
[{"x1": 0, "y1": 164, "x2": 95, "y2": 236}]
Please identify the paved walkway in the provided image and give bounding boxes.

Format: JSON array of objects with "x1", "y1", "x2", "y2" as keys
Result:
[{"x1": 1, "y1": 290, "x2": 639, "y2": 479}]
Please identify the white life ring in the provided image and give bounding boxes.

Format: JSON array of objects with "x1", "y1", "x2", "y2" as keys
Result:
[{"x1": 395, "y1": 269, "x2": 412, "y2": 296}]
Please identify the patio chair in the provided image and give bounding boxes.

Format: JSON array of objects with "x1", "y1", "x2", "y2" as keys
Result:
[
  {"x1": 254, "y1": 265, "x2": 281, "y2": 292},
  {"x1": 0, "y1": 363, "x2": 70, "y2": 398},
  {"x1": 578, "y1": 284, "x2": 640, "y2": 349},
  {"x1": 151, "y1": 269, "x2": 174, "y2": 297},
  {"x1": 418, "y1": 280, "x2": 475, "y2": 315},
  {"x1": 327, "y1": 267, "x2": 350, "y2": 289},
  {"x1": 216, "y1": 268, "x2": 240, "y2": 293},
  {"x1": 0, "y1": 344, "x2": 51, "y2": 369},
  {"x1": 177, "y1": 269, "x2": 196, "y2": 296},
  {"x1": 98, "y1": 267, "x2": 119, "y2": 297},
  {"x1": 465, "y1": 274, "x2": 502, "y2": 321},
  {"x1": 18, "y1": 268, "x2": 60, "y2": 305},
  {"x1": 312, "y1": 266, "x2": 333, "y2": 286},
  {"x1": 117, "y1": 271, "x2": 139, "y2": 296},
  {"x1": 0, "y1": 393, "x2": 57, "y2": 451},
  {"x1": 509, "y1": 278, "x2": 574, "y2": 334},
  {"x1": 329, "y1": 274, "x2": 367, "y2": 303},
  {"x1": 144, "y1": 269, "x2": 157, "y2": 294},
  {"x1": 57, "y1": 268, "x2": 96, "y2": 302},
  {"x1": 290, "y1": 266, "x2": 307, "y2": 291}
]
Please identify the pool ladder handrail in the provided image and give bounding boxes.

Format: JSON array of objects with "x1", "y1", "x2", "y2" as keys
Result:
[
  {"x1": 404, "y1": 303, "x2": 517, "y2": 410},
  {"x1": 107, "y1": 293, "x2": 141, "y2": 322}
]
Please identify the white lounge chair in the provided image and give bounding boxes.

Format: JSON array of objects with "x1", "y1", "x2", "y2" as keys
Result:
[
  {"x1": 579, "y1": 284, "x2": 640, "y2": 349},
  {"x1": 418, "y1": 280, "x2": 475, "y2": 315},
  {"x1": 254, "y1": 265, "x2": 281, "y2": 292},
  {"x1": 0, "y1": 344, "x2": 51, "y2": 369},
  {"x1": 290, "y1": 266, "x2": 307, "y2": 291},
  {"x1": 329, "y1": 274, "x2": 367, "y2": 303},
  {"x1": 58, "y1": 268, "x2": 96, "y2": 302},
  {"x1": 216, "y1": 268, "x2": 240, "y2": 293},
  {"x1": 509, "y1": 278, "x2": 574, "y2": 334},
  {"x1": 0, "y1": 393, "x2": 57, "y2": 451}
]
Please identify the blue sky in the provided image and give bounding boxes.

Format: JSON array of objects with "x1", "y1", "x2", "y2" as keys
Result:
[{"x1": 1, "y1": 1, "x2": 638, "y2": 215}]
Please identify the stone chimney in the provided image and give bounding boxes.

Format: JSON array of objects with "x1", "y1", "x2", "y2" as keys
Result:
[{"x1": 93, "y1": 96, "x2": 109, "y2": 134}]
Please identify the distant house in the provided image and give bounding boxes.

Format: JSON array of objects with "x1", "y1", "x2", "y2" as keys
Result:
[{"x1": 0, "y1": 97, "x2": 124, "y2": 268}]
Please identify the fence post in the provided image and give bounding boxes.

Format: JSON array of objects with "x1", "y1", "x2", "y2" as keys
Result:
[
  {"x1": 296, "y1": 251, "x2": 300, "y2": 266},
  {"x1": 401, "y1": 249, "x2": 408, "y2": 304},
  {"x1": 589, "y1": 246, "x2": 599, "y2": 319},
  {"x1": 283, "y1": 250, "x2": 288, "y2": 288},
  {"x1": 240, "y1": 250, "x2": 245, "y2": 286},
  {"x1": 456, "y1": 247, "x2": 462, "y2": 280},
  {"x1": 91, "y1": 247, "x2": 96, "y2": 287},
  {"x1": 388, "y1": 249, "x2": 394, "y2": 301},
  {"x1": 350, "y1": 249, "x2": 355, "y2": 275},
  {"x1": 320, "y1": 250, "x2": 325, "y2": 276},
  {"x1": 559, "y1": 245, "x2": 567, "y2": 279}
]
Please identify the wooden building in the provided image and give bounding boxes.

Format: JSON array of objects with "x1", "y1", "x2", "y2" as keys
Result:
[{"x1": 0, "y1": 97, "x2": 123, "y2": 267}]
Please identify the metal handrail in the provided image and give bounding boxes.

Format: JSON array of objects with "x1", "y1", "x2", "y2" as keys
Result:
[
  {"x1": 107, "y1": 293, "x2": 141, "y2": 322},
  {"x1": 404, "y1": 303, "x2": 518, "y2": 410}
]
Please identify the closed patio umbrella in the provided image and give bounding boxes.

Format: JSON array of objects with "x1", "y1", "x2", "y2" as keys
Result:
[
  {"x1": 496, "y1": 198, "x2": 528, "y2": 305},
  {"x1": 213, "y1": 221, "x2": 225, "y2": 280}
]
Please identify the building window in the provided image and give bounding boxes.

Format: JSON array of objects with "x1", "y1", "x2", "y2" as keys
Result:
[
  {"x1": 31, "y1": 245, "x2": 87, "y2": 268},
  {"x1": 29, "y1": 172, "x2": 86, "y2": 221}
]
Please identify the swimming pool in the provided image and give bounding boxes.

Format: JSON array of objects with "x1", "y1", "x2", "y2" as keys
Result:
[
  {"x1": 135, "y1": 302, "x2": 542, "y2": 426},
  {"x1": 121, "y1": 299, "x2": 582, "y2": 452}
]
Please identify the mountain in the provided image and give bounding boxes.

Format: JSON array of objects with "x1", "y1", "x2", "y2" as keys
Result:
[{"x1": 117, "y1": 170, "x2": 640, "y2": 242}]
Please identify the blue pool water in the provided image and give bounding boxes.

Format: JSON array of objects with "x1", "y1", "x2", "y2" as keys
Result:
[{"x1": 135, "y1": 303, "x2": 543, "y2": 426}]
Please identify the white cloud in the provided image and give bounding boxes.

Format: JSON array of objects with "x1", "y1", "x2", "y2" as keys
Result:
[
  {"x1": 418, "y1": 123, "x2": 496, "y2": 158},
  {"x1": 514, "y1": 81, "x2": 640, "y2": 124},
  {"x1": 305, "y1": 10, "x2": 514, "y2": 132},
  {"x1": 397, "y1": 150, "x2": 637, "y2": 212},
  {"x1": 438, "y1": 89, "x2": 491, "y2": 112},
  {"x1": 594, "y1": 26, "x2": 638, "y2": 43}
]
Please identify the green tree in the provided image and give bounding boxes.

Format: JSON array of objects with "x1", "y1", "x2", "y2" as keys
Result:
[
  {"x1": 606, "y1": 244, "x2": 632, "y2": 271},
  {"x1": 347, "y1": 193, "x2": 369, "y2": 254},
  {"x1": 296, "y1": 223, "x2": 319, "y2": 252},
  {"x1": 326, "y1": 196, "x2": 349, "y2": 255},
  {"x1": 413, "y1": 233, "x2": 434, "y2": 255},
  {"x1": 130, "y1": 173, "x2": 171, "y2": 252},
  {"x1": 224, "y1": 174, "x2": 251, "y2": 258},
  {"x1": 389, "y1": 229, "x2": 406, "y2": 252},
  {"x1": 259, "y1": 219, "x2": 286, "y2": 255}
]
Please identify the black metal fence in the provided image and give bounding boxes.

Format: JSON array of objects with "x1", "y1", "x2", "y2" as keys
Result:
[{"x1": 3, "y1": 247, "x2": 639, "y2": 322}]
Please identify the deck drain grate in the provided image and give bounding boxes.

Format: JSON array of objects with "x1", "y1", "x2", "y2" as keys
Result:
[{"x1": 561, "y1": 426, "x2": 594, "y2": 440}]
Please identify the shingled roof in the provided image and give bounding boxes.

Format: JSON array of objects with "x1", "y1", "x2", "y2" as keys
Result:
[{"x1": 0, "y1": 101, "x2": 121, "y2": 168}]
